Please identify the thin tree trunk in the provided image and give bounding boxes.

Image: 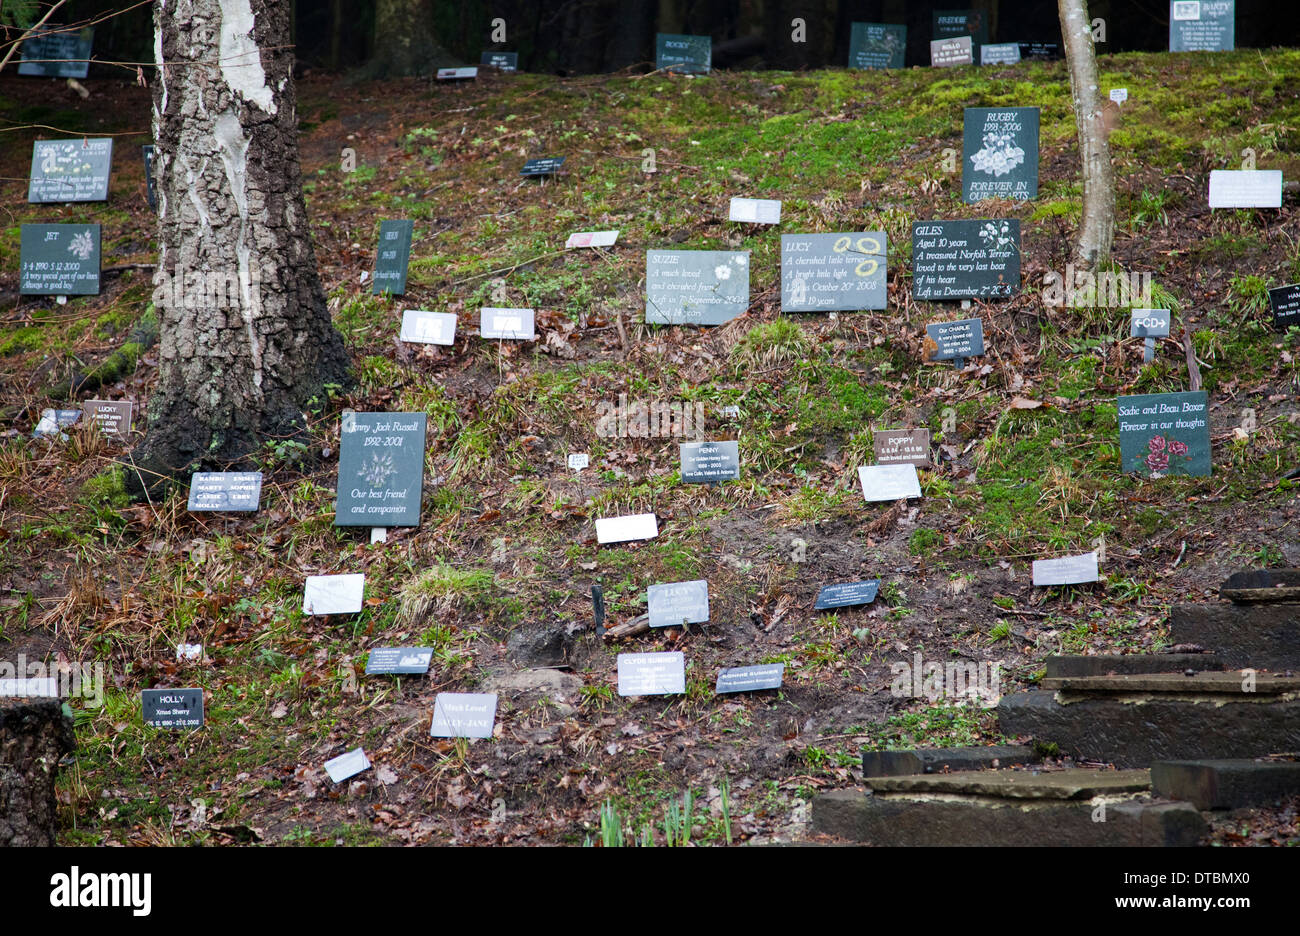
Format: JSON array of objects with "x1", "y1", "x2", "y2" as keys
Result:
[
  {"x1": 131, "y1": 0, "x2": 349, "y2": 497},
  {"x1": 1059, "y1": 0, "x2": 1115, "y2": 269}
]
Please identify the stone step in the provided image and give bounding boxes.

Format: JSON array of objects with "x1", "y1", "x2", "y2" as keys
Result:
[
  {"x1": 861, "y1": 744, "x2": 1037, "y2": 778},
  {"x1": 1039, "y1": 672, "x2": 1300, "y2": 693},
  {"x1": 812, "y1": 768, "x2": 1205, "y2": 846},
  {"x1": 1169, "y1": 602, "x2": 1300, "y2": 670},
  {"x1": 1150, "y1": 758, "x2": 1300, "y2": 810},
  {"x1": 866, "y1": 767, "x2": 1151, "y2": 799},
  {"x1": 1045, "y1": 653, "x2": 1223, "y2": 678},
  {"x1": 998, "y1": 690, "x2": 1300, "y2": 768},
  {"x1": 1220, "y1": 568, "x2": 1300, "y2": 603}
]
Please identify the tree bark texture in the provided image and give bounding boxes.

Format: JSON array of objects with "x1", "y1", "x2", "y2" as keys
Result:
[
  {"x1": 1059, "y1": 0, "x2": 1116, "y2": 269},
  {"x1": 0, "y1": 698, "x2": 75, "y2": 846},
  {"x1": 132, "y1": 0, "x2": 350, "y2": 496}
]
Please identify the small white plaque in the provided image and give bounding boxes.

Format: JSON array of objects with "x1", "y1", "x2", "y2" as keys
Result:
[
  {"x1": 1109, "y1": 88, "x2": 1128, "y2": 105},
  {"x1": 729, "y1": 197, "x2": 782, "y2": 224},
  {"x1": 480, "y1": 307, "x2": 536, "y2": 340},
  {"x1": 568, "y1": 453, "x2": 589, "y2": 471},
  {"x1": 303, "y1": 573, "x2": 365, "y2": 615},
  {"x1": 566, "y1": 230, "x2": 619, "y2": 249},
  {"x1": 1208, "y1": 170, "x2": 1283, "y2": 209},
  {"x1": 1032, "y1": 552, "x2": 1100, "y2": 586},
  {"x1": 595, "y1": 513, "x2": 659, "y2": 544},
  {"x1": 400, "y1": 310, "x2": 457, "y2": 345},
  {"x1": 857, "y1": 464, "x2": 922, "y2": 502},
  {"x1": 323, "y1": 747, "x2": 371, "y2": 783}
]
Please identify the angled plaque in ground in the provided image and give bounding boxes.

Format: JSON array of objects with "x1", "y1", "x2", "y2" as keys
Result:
[
  {"x1": 303, "y1": 574, "x2": 365, "y2": 615},
  {"x1": 521, "y1": 157, "x2": 565, "y2": 177},
  {"x1": 979, "y1": 43, "x2": 1020, "y2": 66},
  {"x1": 372, "y1": 220, "x2": 413, "y2": 296},
  {"x1": 729, "y1": 197, "x2": 781, "y2": 224},
  {"x1": 963, "y1": 107, "x2": 1038, "y2": 203},
  {"x1": 680, "y1": 440, "x2": 739, "y2": 483},
  {"x1": 1270, "y1": 284, "x2": 1300, "y2": 330},
  {"x1": 716, "y1": 664, "x2": 784, "y2": 694},
  {"x1": 647, "y1": 580, "x2": 710, "y2": 629},
  {"x1": 480, "y1": 307, "x2": 536, "y2": 340},
  {"x1": 20, "y1": 224, "x2": 100, "y2": 295},
  {"x1": 655, "y1": 34, "x2": 711, "y2": 74},
  {"x1": 1117, "y1": 391, "x2": 1211, "y2": 478},
  {"x1": 1032, "y1": 553, "x2": 1100, "y2": 587},
  {"x1": 29, "y1": 138, "x2": 113, "y2": 203},
  {"x1": 400, "y1": 310, "x2": 456, "y2": 345},
  {"x1": 595, "y1": 513, "x2": 658, "y2": 544},
  {"x1": 430, "y1": 693, "x2": 497, "y2": 738},
  {"x1": 335, "y1": 412, "x2": 427, "y2": 526},
  {"x1": 323, "y1": 747, "x2": 370, "y2": 782},
  {"x1": 480, "y1": 52, "x2": 518, "y2": 71},
  {"x1": 366, "y1": 648, "x2": 434, "y2": 675},
  {"x1": 781, "y1": 233, "x2": 886, "y2": 312},
  {"x1": 858, "y1": 464, "x2": 922, "y2": 502},
  {"x1": 848, "y1": 23, "x2": 906, "y2": 69},
  {"x1": 142, "y1": 688, "x2": 203, "y2": 729},
  {"x1": 874, "y1": 429, "x2": 930, "y2": 467},
  {"x1": 646, "y1": 250, "x2": 750, "y2": 325},
  {"x1": 1208, "y1": 170, "x2": 1281, "y2": 209},
  {"x1": 617, "y1": 652, "x2": 686, "y2": 696},
  {"x1": 187, "y1": 471, "x2": 262, "y2": 511},
  {"x1": 925, "y1": 318, "x2": 984, "y2": 362},
  {"x1": 815, "y1": 580, "x2": 881, "y2": 610},
  {"x1": 912, "y1": 220, "x2": 1019, "y2": 300}
]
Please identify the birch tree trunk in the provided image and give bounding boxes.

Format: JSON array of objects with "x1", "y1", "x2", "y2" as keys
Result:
[
  {"x1": 1059, "y1": 0, "x2": 1115, "y2": 269},
  {"x1": 131, "y1": 0, "x2": 350, "y2": 497}
]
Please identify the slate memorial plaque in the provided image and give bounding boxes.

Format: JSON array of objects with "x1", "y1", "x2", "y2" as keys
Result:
[
  {"x1": 1032, "y1": 553, "x2": 1100, "y2": 587},
  {"x1": 142, "y1": 144, "x2": 157, "y2": 211},
  {"x1": 646, "y1": 250, "x2": 750, "y2": 325},
  {"x1": 400, "y1": 310, "x2": 456, "y2": 345},
  {"x1": 858, "y1": 464, "x2": 922, "y2": 502},
  {"x1": 29, "y1": 138, "x2": 113, "y2": 203},
  {"x1": 323, "y1": 747, "x2": 370, "y2": 783},
  {"x1": 566, "y1": 230, "x2": 618, "y2": 248},
  {"x1": 1269, "y1": 284, "x2": 1300, "y2": 330},
  {"x1": 595, "y1": 513, "x2": 659, "y2": 544},
  {"x1": 617, "y1": 652, "x2": 686, "y2": 696},
  {"x1": 926, "y1": 318, "x2": 985, "y2": 364},
  {"x1": 336, "y1": 412, "x2": 426, "y2": 526},
  {"x1": 848, "y1": 23, "x2": 906, "y2": 69},
  {"x1": 20, "y1": 224, "x2": 100, "y2": 295},
  {"x1": 372, "y1": 220, "x2": 413, "y2": 296},
  {"x1": 874, "y1": 429, "x2": 931, "y2": 467},
  {"x1": 729, "y1": 197, "x2": 781, "y2": 224},
  {"x1": 303, "y1": 574, "x2": 366, "y2": 615},
  {"x1": 142, "y1": 688, "x2": 203, "y2": 729},
  {"x1": 187, "y1": 471, "x2": 263, "y2": 511},
  {"x1": 647, "y1": 579, "x2": 710, "y2": 629},
  {"x1": 480, "y1": 307, "x2": 536, "y2": 340},
  {"x1": 1208, "y1": 170, "x2": 1282, "y2": 209},
  {"x1": 655, "y1": 34, "x2": 711, "y2": 75},
  {"x1": 480, "y1": 51, "x2": 518, "y2": 71},
  {"x1": 781, "y1": 232, "x2": 887, "y2": 312},
  {"x1": 430, "y1": 693, "x2": 498, "y2": 739},
  {"x1": 912, "y1": 220, "x2": 1020, "y2": 300},
  {"x1": 18, "y1": 26, "x2": 93, "y2": 78},
  {"x1": 521, "y1": 157, "x2": 565, "y2": 177},
  {"x1": 814, "y1": 579, "x2": 881, "y2": 610},
  {"x1": 1016, "y1": 41, "x2": 1061, "y2": 60},
  {"x1": 963, "y1": 107, "x2": 1039, "y2": 202},
  {"x1": 716, "y1": 663, "x2": 784, "y2": 694},
  {"x1": 1170, "y1": 1, "x2": 1234, "y2": 52},
  {"x1": 83, "y1": 399, "x2": 132, "y2": 440},
  {"x1": 680, "y1": 440, "x2": 740, "y2": 483},
  {"x1": 979, "y1": 43, "x2": 1021, "y2": 65},
  {"x1": 436, "y1": 66, "x2": 478, "y2": 80},
  {"x1": 930, "y1": 36, "x2": 973, "y2": 67},
  {"x1": 366, "y1": 647, "x2": 434, "y2": 675},
  {"x1": 1130, "y1": 309, "x2": 1171, "y2": 363},
  {"x1": 934, "y1": 9, "x2": 988, "y2": 51},
  {"x1": 1118, "y1": 391, "x2": 1211, "y2": 478}
]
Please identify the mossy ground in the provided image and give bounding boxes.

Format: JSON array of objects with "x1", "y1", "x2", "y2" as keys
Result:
[{"x1": 1, "y1": 50, "x2": 1299, "y2": 845}]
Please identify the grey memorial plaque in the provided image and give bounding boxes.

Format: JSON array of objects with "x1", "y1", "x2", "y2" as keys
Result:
[
  {"x1": 430, "y1": 693, "x2": 498, "y2": 738},
  {"x1": 1170, "y1": 1, "x2": 1234, "y2": 52},
  {"x1": 617, "y1": 652, "x2": 686, "y2": 696},
  {"x1": 1032, "y1": 553, "x2": 1100, "y2": 587},
  {"x1": 781, "y1": 233, "x2": 886, "y2": 312},
  {"x1": 656, "y1": 34, "x2": 711, "y2": 74},
  {"x1": 848, "y1": 23, "x2": 906, "y2": 69},
  {"x1": 142, "y1": 688, "x2": 203, "y2": 729},
  {"x1": 715, "y1": 664, "x2": 784, "y2": 694},
  {"x1": 29, "y1": 138, "x2": 113, "y2": 203},
  {"x1": 366, "y1": 648, "x2": 434, "y2": 675},
  {"x1": 873, "y1": 429, "x2": 930, "y2": 467},
  {"x1": 647, "y1": 580, "x2": 710, "y2": 629},
  {"x1": 912, "y1": 220, "x2": 1019, "y2": 300},
  {"x1": 18, "y1": 27, "x2": 93, "y2": 78},
  {"x1": 926, "y1": 318, "x2": 985, "y2": 365},
  {"x1": 646, "y1": 250, "x2": 750, "y2": 325},
  {"x1": 20, "y1": 224, "x2": 100, "y2": 295},
  {"x1": 187, "y1": 472, "x2": 263, "y2": 511},
  {"x1": 372, "y1": 220, "x2": 413, "y2": 296},
  {"x1": 680, "y1": 441, "x2": 740, "y2": 483},
  {"x1": 814, "y1": 580, "x2": 881, "y2": 610},
  {"x1": 1118, "y1": 391, "x2": 1211, "y2": 478},
  {"x1": 335, "y1": 412, "x2": 427, "y2": 527},
  {"x1": 963, "y1": 107, "x2": 1039, "y2": 203}
]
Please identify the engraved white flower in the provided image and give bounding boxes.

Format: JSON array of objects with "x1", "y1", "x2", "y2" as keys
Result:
[
  {"x1": 358, "y1": 452, "x2": 396, "y2": 487},
  {"x1": 733, "y1": 255, "x2": 748, "y2": 267},
  {"x1": 67, "y1": 230, "x2": 94, "y2": 261},
  {"x1": 969, "y1": 131, "x2": 1025, "y2": 178},
  {"x1": 714, "y1": 265, "x2": 732, "y2": 280}
]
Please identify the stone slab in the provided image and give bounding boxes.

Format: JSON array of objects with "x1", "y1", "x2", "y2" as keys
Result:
[
  {"x1": 1150, "y1": 758, "x2": 1300, "y2": 810},
  {"x1": 867, "y1": 768, "x2": 1150, "y2": 800},
  {"x1": 998, "y1": 690, "x2": 1300, "y2": 767},
  {"x1": 1045, "y1": 654, "x2": 1224, "y2": 678},
  {"x1": 1040, "y1": 672, "x2": 1299, "y2": 693},
  {"x1": 1168, "y1": 602, "x2": 1300, "y2": 669},
  {"x1": 812, "y1": 789, "x2": 1204, "y2": 846},
  {"x1": 861, "y1": 745, "x2": 1037, "y2": 778},
  {"x1": 1220, "y1": 568, "x2": 1300, "y2": 603}
]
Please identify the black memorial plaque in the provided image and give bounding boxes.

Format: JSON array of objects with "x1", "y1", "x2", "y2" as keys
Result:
[
  {"x1": 372, "y1": 220, "x2": 413, "y2": 296},
  {"x1": 335, "y1": 412, "x2": 427, "y2": 527},
  {"x1": 19, "y1": 224, "x2": 100, "y2": 295},
  {"x1": 912, "y1": 220, "x2": 1019, "y2": 300},
  {"x1": 29, "y1": 138, "x2": 113, "y2": 203}
]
